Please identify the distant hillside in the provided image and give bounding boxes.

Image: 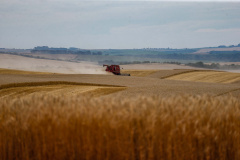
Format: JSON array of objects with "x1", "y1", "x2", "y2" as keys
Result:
[
  {"x1": 1, "y1": 44, "x2": 240, "y2": 63},
  {"x1": 192, "y1": 47, "x2": 240, "y2": 54}
]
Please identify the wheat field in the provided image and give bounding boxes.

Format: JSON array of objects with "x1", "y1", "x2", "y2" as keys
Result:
[
  {"x1": 0, "y1": 67, "x2": 240, "y2": 160},
  {"x1": 0, "y1": 68, "x2": 239, "y2": 98},
  {"x1": 0, "y1": 95, "x2": 239, "y2": 160},
  {"x1": 165, "y1": 70, "x2": 240, "y2": 83}
]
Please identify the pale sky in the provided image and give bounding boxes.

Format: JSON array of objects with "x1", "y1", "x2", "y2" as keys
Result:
[{"x1": 0, "y1": 0, "x2": 240, "y2": 49}]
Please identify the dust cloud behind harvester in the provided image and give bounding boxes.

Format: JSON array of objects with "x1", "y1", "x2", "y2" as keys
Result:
[{"x1": 0, "y1": 54, "x2": 107, "y2": 74}]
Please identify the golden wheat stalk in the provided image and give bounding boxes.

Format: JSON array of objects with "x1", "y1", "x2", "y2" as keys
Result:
[{"x1": 0, "y1": 94, "x2": 239, "y2": 160}]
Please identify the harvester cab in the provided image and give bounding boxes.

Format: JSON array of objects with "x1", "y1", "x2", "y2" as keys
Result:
[{"x1": 103, "y1": 64, "x2": 130, "y2": 76}]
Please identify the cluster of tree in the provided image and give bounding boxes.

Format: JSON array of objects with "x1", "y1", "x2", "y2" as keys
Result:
[
  {"x1": 99, "y1": 60, "x2": 184, "y2": 65},
  {"x1": 99, "y1": 60, "x2": 150, "y2": 65},
  {"x1": 162, "y1": 61, "x2": 181, "y2": 65},
  {"x1": 31, "y1": 46, "x2": 103, "y2": 55},
  {"x1": 186, "y1": 62, "x2": 240, "y2": 70},
  {"x1": 120, "y1": 61, "x2": 153, "y2": 64},
  {"x1": 31, "y1": 49, "x2": 102, "y2": 55},
  {"x1": 217, "y1": 43, "x2": 240, "y2": 48}
]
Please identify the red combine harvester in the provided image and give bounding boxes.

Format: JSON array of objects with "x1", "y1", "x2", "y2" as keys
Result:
[{"x1": 103, "y1": 64, "x2": 130, "y2": 76}]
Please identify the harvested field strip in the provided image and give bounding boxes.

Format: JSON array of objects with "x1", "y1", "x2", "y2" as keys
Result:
[
  {"x1": 0, "y1": 81, "x2": 124, "y2": 90},
  {"x1": 148, "y1": 69, "x2": 196, "y2": 79},
  {"x1": 82, "y1": 87, "x2": 127, "y2": 97},
  {"x1": 215, "y1": 87, "x2": 240, "y2": 97},
  {"x1": 233, "y1": 80, "x2": 240, "y2": 84},
  {"x1": 160, "y1": 69, "x2": 223, "y2": 79},
  {"x1": 0, "y1": 85, "x2": 94, "y2": 99},
  {"x1": 121, "y1": 70, "x2": 159, "y2": 77},
  {"x1": 0, "y1": 81, "x2": 126, "y2": 99},
  {"x1": 165, "y1": 71, "x2": 240, "y2": 83},
  {"x1": 122, "y1": 69, "x2": 222, "y2": 79},
  {"x1": 0, "y1": 68, "x2": 53, "y2": 74},
  {"x1": 160, "y1": 69, "x2": 197, "y2": 79},
  {"x1": 0, "y1": 95, "x2": 239, "y2": 160}
]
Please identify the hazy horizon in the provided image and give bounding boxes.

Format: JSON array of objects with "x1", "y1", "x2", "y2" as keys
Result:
[{"x1": 1, "y1": 0, "x2": 240, "y2": 49}]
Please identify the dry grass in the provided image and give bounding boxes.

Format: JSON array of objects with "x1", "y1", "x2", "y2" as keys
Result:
[
  {"x1": 0, "y1": 95, "x2": 239, "y2": 160},
  {"x1": 165, "y1": 71, "x2": 240, "y2": 83},
  {"x1": 0, "y1": 81, "x2": 126, "y2": 99}
]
